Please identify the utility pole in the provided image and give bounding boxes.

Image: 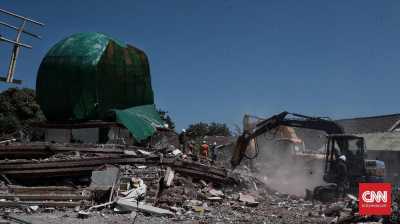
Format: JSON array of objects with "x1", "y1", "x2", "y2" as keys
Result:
[{"x1": 0, "y1": 8, "x2": 44, "y2": 84}]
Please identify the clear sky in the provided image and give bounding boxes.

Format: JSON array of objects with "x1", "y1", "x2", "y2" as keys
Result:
[{"x1": 0, "y1": 0, "x2": 399, "y2": 130}]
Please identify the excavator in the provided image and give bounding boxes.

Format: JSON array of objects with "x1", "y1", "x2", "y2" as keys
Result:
[{"x1": 231, "y1": 111, "x2": 385, "y2": 200}]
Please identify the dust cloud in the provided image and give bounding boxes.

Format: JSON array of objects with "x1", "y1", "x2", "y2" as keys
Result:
[{"x1": 248, "y1": 134, "x2": 326, "y2": 196}]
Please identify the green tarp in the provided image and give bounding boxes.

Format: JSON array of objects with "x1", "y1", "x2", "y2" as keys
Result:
[
  {"x1": 37, "y1": 32, "x2": 162, "y2": 142},
  {"x1": 37, "y1": 32, "x2": 154, "y2": 121},
  {"x1": 113, "y1": 104, "x2": 164, "y2": 141}
]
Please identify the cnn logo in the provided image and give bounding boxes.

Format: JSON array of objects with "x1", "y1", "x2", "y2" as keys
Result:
[
  {"x1": 359, "y1": 183, "x2": 391, "y2": 215},
  {"x1": 361, "y1": 190, "x2": 387, "y2": 203}
]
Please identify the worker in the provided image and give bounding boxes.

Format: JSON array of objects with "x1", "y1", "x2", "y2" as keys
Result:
[
  {"x1": 210, "y1": 142, "x2": 217, "y2": 163},
  {"x1": 192, "y1": 141, "x2": 200, "y2": 161},
  {"x1": 179, "y1": 129, "x2": 187, "y2": 153},
  {"x1": 200, "y1": 141, "x2": 209, "y2": 159},
  {"x1": 335, "y1": 155, "x2": 349, "y2": 198}
]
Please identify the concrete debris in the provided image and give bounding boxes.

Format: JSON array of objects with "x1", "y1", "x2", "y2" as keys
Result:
[
  {"x1": 169, "y1": 206, "x2": 185, "y2": 215},
  {"x1": 123, "y1": 150, "x2": 137, "y2": 156},
  {"x1": 137, "y1": 149, "x2": 152, "y2": 156},
  {"x1": 0, "y1": 219, "x2": 10, "y2": 224},
  {"x1": 207, "y1": 196, "x2": 223, "y2": 201},
  {"x1": 185, "y1": 200, "x2": 203, "y2": 207},
  {"x1": 28, "y1": 205, "x2": 39, "y2": 212},
  {"x1": 0, "y1": 141, "x2": 396, "y2": 223},
  {"x1": 77, "y1": 210, "x2": 90, "y2": 219},
  {"x1": 0, "y1": 139, "x2": 16, "y2": 145},
  {"x1": 200, "y1": 179, "x2": 207, "y2": 187},
  {"x1": 89, "y1": 165, "x2": 120, "y2": 190},
  {"x1": 129, "y1": 211, "x2": 137, "y2": 219},
  {"x1": 3, "y1": 214, "x2": 32, "y2": 224},
  {"x1": 172, "y1": 149, "x2": 182, "y2": 156},
  {"x1": 164, "y1": 167, "x2": 175, "y2": 187},
  {"x1": 208, "y1": 188, "x2": 224, "y2": 197},
  {"x1": 120, "y1": 178, "x2": 147, "y2": 201},
  {"x1": 239, "y1": 193, "x2": 259, "y2": 207},
  {"x1": 116, "y1": 198, "x2": 174, "y2": 216}
]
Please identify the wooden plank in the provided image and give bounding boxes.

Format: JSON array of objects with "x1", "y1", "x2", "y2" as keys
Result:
[
  {"x1": 2, "y1": 167, "x2": 95, "y2": 175},
  {"x1": 0, "y1": 200, "x2": 84, "y2": 208},
  {"x1": 5, "y1": 185, "x2": 82, "y2": 194},
  {"x1": 0, "y1": 194, "x2": 90, "y2": 201},
  {"x1": 0, "y1": 157, "x2": 149, "y2": 170}
]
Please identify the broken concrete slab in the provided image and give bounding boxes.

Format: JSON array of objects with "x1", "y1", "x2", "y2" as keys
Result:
[
  {"x1": 239, "y1": 193, "x2": 259, "y2": 207},
  {"x1": 137, "y1": 150, "x2": 152, "y2": 156},
  {"x1": 123, "y1": 150, "x2": 137, "y2": 156},
  {"x1": 207, "y1": 196, "x2": 223, "y2": 201},
  {"x1": 116, "y1": 198, "x2": 174, "y2": 216},
  {"x1": 172, "y1": 149, "x2": 182, "y2": 156},
  {"x1": 3, "y1": 214, "x2": 32, "y2": 224},
  {"x1": 28, "y1": 205, "x2": 39, "y2": 212},
  {"x1": 185, "y1": 200, "x2": 203, "y2": 207},
  {"x1": 164, "y1": 167, "x2": 175, "y2": 187},
  {"x1": 200, "y1": 180, "x2": 207, "y2": 187},
  {"x1": 120, "y1": 178, "x2": 147, "y2": 200},
  {"x1": 77, "y1": 210, "x2": 90, "y2": 219},
  {"x1": 89, "y1": 165, "x2": 120, "y2": 190},
  {"x1": 209, "y1": 189, "x2": 224, "y2": 197}
]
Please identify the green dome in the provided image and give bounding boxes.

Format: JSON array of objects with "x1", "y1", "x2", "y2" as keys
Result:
[{"x1": 36, "y1": 32, "x2": 154, "y2": 121}]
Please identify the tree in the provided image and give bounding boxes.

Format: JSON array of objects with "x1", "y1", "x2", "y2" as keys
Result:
[
  {"x1": 0, "y1": 88, "x2": 45, "y2": 137},
  {"x1": 186, "y1": 122, "x2": 231, "y2": 139},
  {"x1": 157, "y1": 109, "x2": 175, "y2": 130}
]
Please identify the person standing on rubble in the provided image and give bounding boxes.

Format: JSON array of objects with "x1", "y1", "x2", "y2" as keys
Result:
[
  {"x1": 179, "y1": 129, "x2": 187, "y2": 153},
  {"x1": 335, "y1": 155, "x2": 349, "y2": 198},
  {"x1": 192, "y1": 141, "x2": 200, "y2": 161},
  {"x1": 210, "y1": 142, "x2": 218, "y2": 164},
  {"x1": 201, "y1": 141, "x2": 209, "y2": 159}
]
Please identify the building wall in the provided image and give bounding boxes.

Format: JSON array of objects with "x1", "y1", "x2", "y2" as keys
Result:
[
  {"x1": 367, "y1": 151, "x2": 400, "y2": 184},
  {"x1": 45, "y1": 129, "x2": 71, "y2": 143},
  {"x1": 361, "y1": 132, "x2": 400, "y2": 184}
]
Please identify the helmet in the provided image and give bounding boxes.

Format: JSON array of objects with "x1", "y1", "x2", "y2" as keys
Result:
[
  {"x1": 202, "y1": 141, "x2": 206, "y2": 144},
  {"x1": 182, "y1": 129, "x2": 186, "y2": 132},
  {"x1": 338, "y1": 155, "x2": 346, "y2": 162},
  {"x1": 213, "y1": 142, "x2": 217, "y2": 145}
]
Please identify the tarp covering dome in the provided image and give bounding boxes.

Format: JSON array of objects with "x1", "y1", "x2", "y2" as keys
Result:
[
  {"x1": 36, "y1": 32, "x2": 163, "y2": 141},
  {"x1": 36, "y1": 32, "x2": 154, "y2": 121}
]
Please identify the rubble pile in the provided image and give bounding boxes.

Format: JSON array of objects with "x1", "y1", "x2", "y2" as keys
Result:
[
  {"x1": 0, "y1": 142, "x2": 397, "y2": 223},
  {"x1": 0, "y1": 141, "x2": 237, "y2": 223}
]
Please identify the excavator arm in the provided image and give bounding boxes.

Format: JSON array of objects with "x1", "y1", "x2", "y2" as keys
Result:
[{"x1": 231, "y1": 111, "x2": 344, "y2": 168}]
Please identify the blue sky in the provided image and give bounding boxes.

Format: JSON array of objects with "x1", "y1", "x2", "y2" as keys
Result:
[{"x1": 0, "y1": 0, "x2": 399, "y2": 130}]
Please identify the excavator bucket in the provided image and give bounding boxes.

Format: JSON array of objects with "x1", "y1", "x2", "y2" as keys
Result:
[{"x1": 230, "y1": 134, "x2": 249, "y2": 168}]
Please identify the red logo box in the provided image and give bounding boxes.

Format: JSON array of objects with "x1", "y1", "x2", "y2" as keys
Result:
[{"x1": 358, "y1": 183, "x2": 391, "y2": 215}]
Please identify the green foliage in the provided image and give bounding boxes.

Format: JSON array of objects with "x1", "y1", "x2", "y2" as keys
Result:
[
  {"x1": 0, "y1": 88, "x2": 45, "y2": 136},
  {"x1": 186, "y1": 122, "x2": 231, "y2": 139},
  {"x1": 157, "y1": 108, "x2": 175, "y2": 130}
]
